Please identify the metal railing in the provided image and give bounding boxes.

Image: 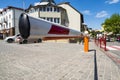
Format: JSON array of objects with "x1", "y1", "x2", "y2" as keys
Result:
[{"x1": 95, "y1": 37, "x2": 107, "y2": 51}]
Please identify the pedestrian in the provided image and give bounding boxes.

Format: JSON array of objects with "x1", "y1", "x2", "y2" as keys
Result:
[{"x1": 79, "y1": 37, "x2": 84, "y2": 45}]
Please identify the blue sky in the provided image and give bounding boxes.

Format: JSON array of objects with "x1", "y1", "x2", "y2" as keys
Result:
[{"x1": 0, "y1": 0, "x2": 120, "y2": 30}]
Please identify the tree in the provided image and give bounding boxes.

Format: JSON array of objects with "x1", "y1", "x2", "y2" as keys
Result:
[
  {"x1": 90, "y1": 30, "x2": 101, "y2": 38},
  {"x1": 102, "y1": 13, "x2": 120, "y2": 34}
]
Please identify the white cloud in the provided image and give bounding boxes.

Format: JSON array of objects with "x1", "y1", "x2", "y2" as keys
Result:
[
  {"x1": 105, "y1": 0, "x2": 119, "y2": 4},
  {"x1": 96, "y1": 11, "x2": 108, "y2": 18},
  {"x1": 82, "y1": 10, "x2": 91, "y2": 15},
  {"x1": 0, "y1": 8, "x2": 3, "y2": 11}
]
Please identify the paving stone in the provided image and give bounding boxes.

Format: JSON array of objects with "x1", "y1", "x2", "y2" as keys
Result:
[{"x1": 0, "y1": 41, "x2": 120, "y2": 80}]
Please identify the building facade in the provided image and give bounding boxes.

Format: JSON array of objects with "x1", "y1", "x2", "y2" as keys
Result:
[
  {"x1": 0, "y1": 0, "x2": 85, "y2": 41},
  {"x1": 0, "y1": 6, "x2": 24, "y2": 38},
  {"x1": 26, "y1": 0, "x2": 69, "y2": 27},
  {"x1": 58, "y1": 2, "x2": 84, "y2": 32},
  {"x1": 26, "y1": 0, "x2": 84, "y2": 31}
]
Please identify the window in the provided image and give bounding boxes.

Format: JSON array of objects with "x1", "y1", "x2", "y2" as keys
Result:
[
  {"x1": 54, "y1": 18, "x2": 60, "y2": 23},
  {"x1": 43, "y1": 17, "x2": 46, "y2": 20},
  {"x1": 54, "y1": 7, "x2": 60, "y2": 12},
  {"x1": 0, "y1": 25, "x2": 1, "y2": 30},
  {"x1": 35, "y1": 8, "x2": 39, "y2": 12},
  {"x1": 29, "y1": 10, "x2": 31, "y2": 13},
  {"x1": 40, "y1": 17, "x2": 46, "y2": 20},
  {"x1": 45, "y1": 17, "x2": 53, "y2": 22},
  {"x1": 57, "y1": 18, "x2": 60, "y2": 23},
  {"x1": 54, "y1": 18, "x2": 57, "y2": 23},
  {"x1": 9, "y1": 22, "x2": 11, "y2": 28},
  {"x1": 3, "y1": 24, "x2": 5, "y2": 29},
  {"x1": 54, "y1": 7, "x2": 57, "y2": 12},
  {"x1": 6, "y1": 16, "x2": 8, "y2": 21},
  {"x1": 50, "y1": 18, "x2": 53, "y2": 22},
  {"x1": 46, "y1": 6, "x2": 53, "y2": 12},
  {"x1": 50, "y1": 7, "x2": 52, "y2": 12},
  {"x1": 47, "y1": 7, "x2": 49, "y2": 12},
  {"x1": 32, "y1": 8, "x2": 34, "y2": 12},
  {"x1": 1, "y1": 18, "x2": 3, "y2": 22},
  {"x1": 47, "y1": 17, "x2": 50, "y2": 21},
  {"x1": 40, "y1": 17, "x2": 55, "y2": 23},
  {"x1": 3, "y1": 18, "x2": 5, "y2": 22},
  {"x1": 39, "y1": 7, "x2": 42, "y2": 11},
  {"x1": 57, "y1": 8, "x2": 60, "y2": 12},
  {"x1": 43, "y1": 7, "x2": 46, "y2": 11},
  {"x1": 9, "y1": 14, "x2": 11, "y2": 19}
]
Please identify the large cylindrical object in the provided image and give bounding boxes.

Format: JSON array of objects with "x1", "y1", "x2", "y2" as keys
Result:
[{"x1": 19, "y1": 13, "x2": 82, "y2": 42}]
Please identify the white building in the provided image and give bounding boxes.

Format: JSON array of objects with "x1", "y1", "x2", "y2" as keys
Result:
[
  {"x1": 58, "y1": 2, "x2": 84, "y2": 32},
  {"x1": 26, "y1": 0, "x2": 84, "y2": 32},
  {"x1": 26, "y1": 0, "x2": 69, "y2": 27},
  {"x1": 0, "y1": 6, "x2": 24, "y2": 38},
  {"x1": 0, "y1": 0, "x2": 85, "y2": 41}
]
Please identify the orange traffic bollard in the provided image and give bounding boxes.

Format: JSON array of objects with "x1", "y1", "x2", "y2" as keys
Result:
[{"x1": 84, "y1": 36, "x2": 89, "y2": 52}]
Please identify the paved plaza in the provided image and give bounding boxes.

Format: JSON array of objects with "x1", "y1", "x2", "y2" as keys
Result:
[{"x1": 0, "y1": 40, "x2": 120, "y2": 80}]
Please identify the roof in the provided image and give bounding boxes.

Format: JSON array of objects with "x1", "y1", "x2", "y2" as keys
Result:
[
  {"x1": 40, "y1": 0, "x2": 56, "y2": 5},
  {"x1": 0, "y1": 6, "x2": 24, "y2": 13},
  {"x1": 40, "y1": 0, "x2": 56, "y2": 4},
  {"x1": 58, "y1": 2, "x2": 82, "y2": 15},
  {"x1": 26, "y1": 3, "x2": 65, "y2": 12}
]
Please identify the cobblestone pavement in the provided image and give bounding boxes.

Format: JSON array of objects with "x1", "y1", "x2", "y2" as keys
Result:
[
  {"x1": 0, "y1": 40, "x2": 120, "y2": 80},
  {"x1": 101, "y1": 42, "x2": 120, "y2": 69}
]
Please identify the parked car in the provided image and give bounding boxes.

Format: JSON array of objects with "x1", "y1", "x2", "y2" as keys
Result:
[
  {"x1": 106, "y1": 37, "x2": 110, "y2": 42},
  {"x1": 4, "y1": 34, "x2": 21, "y2": 43},
  {"x1": 117, "y1": 36, "x2": 120, "y2": 42}
]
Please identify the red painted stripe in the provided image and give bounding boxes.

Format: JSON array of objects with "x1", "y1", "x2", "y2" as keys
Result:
[
  {"x1": 48, "y1": 25, "x2": 69, "y2": 35},
  {"x1": 101, "y1": 45, "x2": 109, "y2": 51},
  {"x1": 106, "y1": 52, "x2": 120, "y2": 64},
  {"x1": 43, "y1": 36, "x2": 80, "y2": 40},
  {"x1": 111, "y1": 46, "x2": 120, "y2": 50}
]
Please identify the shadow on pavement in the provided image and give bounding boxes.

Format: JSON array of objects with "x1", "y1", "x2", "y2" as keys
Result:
[{"x1": 89, "y1": 49, "x2": 98, "y2": 80}]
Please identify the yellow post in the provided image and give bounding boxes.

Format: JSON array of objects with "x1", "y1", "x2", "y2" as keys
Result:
[{"x1": 84, "y1": 36, "x2": 89, "y2": 52}]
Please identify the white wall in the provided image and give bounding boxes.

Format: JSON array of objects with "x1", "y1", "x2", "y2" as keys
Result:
[
  {"x1": 59, "y1": 4, "x2": 81, "y2": 32},
  {"x1": 0, "y1": 9, "x2": 13, "y2": 30},
  {"x1": 28, "y1": 12, "x2": 39, "y2": 18},
  {"x1": 13, "y1": 9, "x2": 24, "y2": 34},
  {"x1": 28, "y1": 6, "x2": 62, "y2": 24},
  {"x1": 40, "y1": 12, "x2": 61, "y2": 18},
  {"x1": 0, "y1": 8, "x2": 24, "y2": 35}
]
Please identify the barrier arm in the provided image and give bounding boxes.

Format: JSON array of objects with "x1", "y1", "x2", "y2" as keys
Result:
[{"x1": 18, "y1": 13, "x2": 83, "y2": 43}]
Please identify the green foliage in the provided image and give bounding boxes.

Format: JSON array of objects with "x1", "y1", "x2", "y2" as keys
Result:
[
  {"x1": 90, "y1": 30, "x2": 96, "y2": 37},
  {"x1": 102, "y1": 13, "x2": 120, "y2": 34},
  {"x1": 90, "y1": 30, "x2": 101, "y2": 38}
]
